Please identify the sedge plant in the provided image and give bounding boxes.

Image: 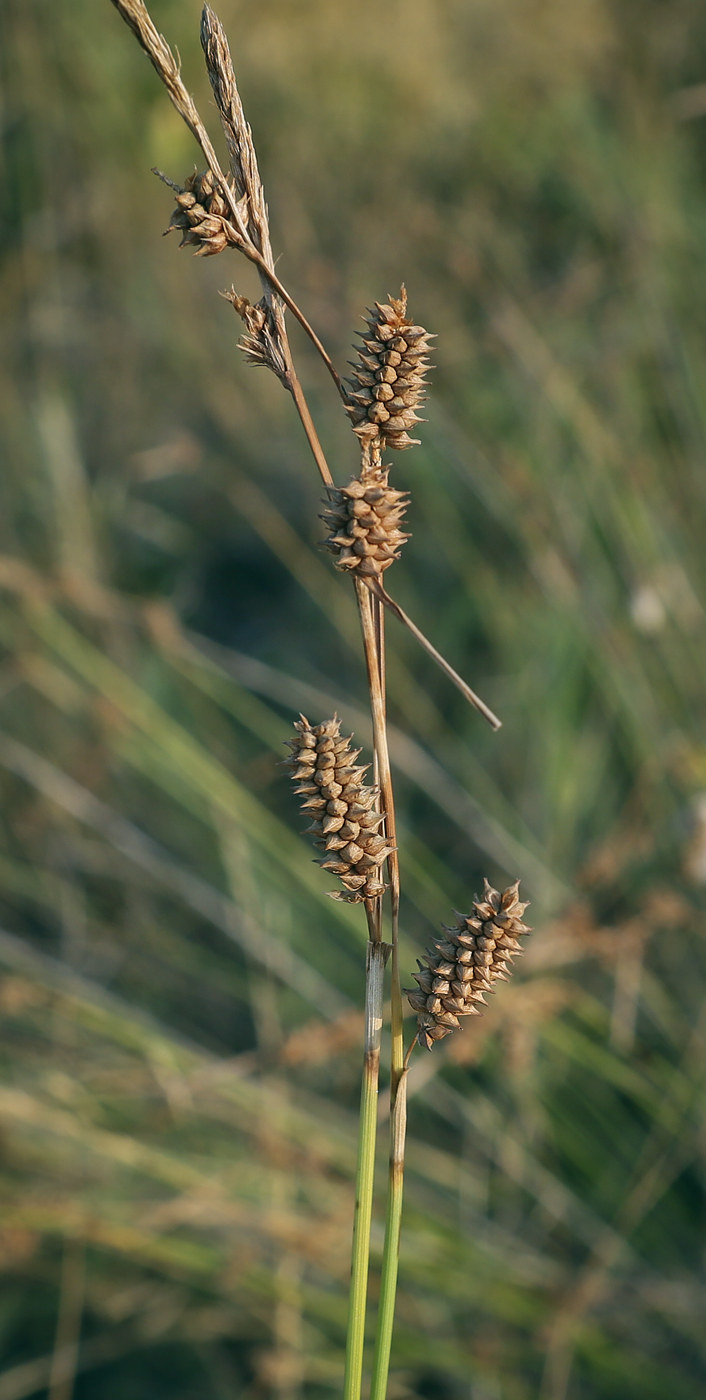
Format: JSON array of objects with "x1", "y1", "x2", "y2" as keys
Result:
[{"x1": 108, "y1": 2, "x2": 532, "y2": 1393}]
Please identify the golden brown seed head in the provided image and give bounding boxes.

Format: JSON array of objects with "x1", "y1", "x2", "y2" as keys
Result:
[
  {"x1": 345, "y1": 286, "x2": 434, "y2": 452},
  {"x1": 320, "y1": 461, "x2": 410, "y2": 578},
  {"x1": 406, "y1": 880, "x2": 531, "y2": 1050},
  {"x1": 285, "y1": 715, "x2": 393, "y2": 904}
]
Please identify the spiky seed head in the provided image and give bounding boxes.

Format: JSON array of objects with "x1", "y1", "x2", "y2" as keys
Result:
[
  {"x1": 285, "y1": 715, "x2": 393, "y2": 905},
  {"x1": 320, "y1": 460, "x2": 410, "y2": 578},
  {"x1": 406, "y1": 880, "x2": 531, "y2": 1050},
  {"x1": 345, "y1": 287, "x2": 434, "y2": 452}
]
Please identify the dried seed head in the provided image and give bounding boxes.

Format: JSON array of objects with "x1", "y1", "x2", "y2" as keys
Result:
[
  {"x1": 222, "y1": 286, "x2": 288, "y2": 381},
  {"x1": 285, "y1": 715, "x2": 393, "y2": 904},
  {"x1": 406, "y1": 880, "x2": 531, "y2": 1050},
  {"x1": 164, "y1": 169, "x2": 233, "y2": 257},
  {"x1": 320, "y1": 459, "x2": 410, "y2": 578},
  {"x1": 345, "y1": 286, "x2": 434, "y2": 452}
]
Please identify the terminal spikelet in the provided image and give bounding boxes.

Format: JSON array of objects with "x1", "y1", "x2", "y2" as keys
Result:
[
  {"x1": 406, "y1": 880, "x2": 531, "y2": 1050},
  {"x1": 345, "y1": 286, "x2": 434, "y2": 451},
  {"x1": 285, "y1": 715, "x2": 395, "y2": 904},
  {"x1": 164, "y1": 169, "x2": 232, "y2": 256},
  {"x1": 320, "y1": 458, "x2": 410, "y2": 578}
]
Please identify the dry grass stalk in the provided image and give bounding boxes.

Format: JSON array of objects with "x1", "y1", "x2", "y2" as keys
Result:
[{"x1": 108, "y1": 6, "x2": 519, "y2": 1394}]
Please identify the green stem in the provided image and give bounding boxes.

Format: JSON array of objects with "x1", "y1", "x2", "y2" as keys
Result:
[
  {"x1": 343, "y1": 939, "x2": 387, "y2": 1400},
  {"x1": 354, "y1": 578, "x2": 403, "y2": 1084},
  {"x1": 370, "y1": 1060, "x2": 410, "y2": 1400}
]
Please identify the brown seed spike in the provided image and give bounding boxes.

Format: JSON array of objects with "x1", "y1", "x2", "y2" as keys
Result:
[
  {"x1": 320, "y1": 457, "x2": 410, "y2": 580},
  {"x1": 286, "y1": 716, "x2": 393, "y2": 905},
  {"x1": 407, "y1": 881, "x2": 531, "y2": 1049},
  {"x1": 344, "y1": 287, "x2": 433, "y2": 452}
]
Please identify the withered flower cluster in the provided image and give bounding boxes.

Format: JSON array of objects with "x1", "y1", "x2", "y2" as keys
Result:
[
  {"x1": 286, "y1": 716, "x2": 394, "y2": 904},
  {"x1": 165, "y1": 169, "x2": 232, "y2": 256},
  {"x1": 407, "y1": 881, "x2": 531, "y2": 1049},
  {"x1": 345, "y1": 289, "x2": 434, "y2": 452}
]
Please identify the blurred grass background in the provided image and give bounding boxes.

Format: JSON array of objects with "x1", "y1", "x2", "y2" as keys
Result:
[{"x1": 1, "y1": 0, "x2": 706, "y2": 1396}]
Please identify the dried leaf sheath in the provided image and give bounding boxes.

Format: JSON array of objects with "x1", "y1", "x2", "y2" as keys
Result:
[
  {"x1": 286, "y1": 716, "x2": 394, "y2": 904},
  {"x1": 407, "y1": 880, "x2": 531, "y2": 1049}
]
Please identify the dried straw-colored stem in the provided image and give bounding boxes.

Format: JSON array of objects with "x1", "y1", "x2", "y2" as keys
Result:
[
  {"x1": 286, "y1": 371, "x2": 334, "y2": 487},
  {"x1": 355, "y1": 580, "x2": 404, "y2": 1086}
]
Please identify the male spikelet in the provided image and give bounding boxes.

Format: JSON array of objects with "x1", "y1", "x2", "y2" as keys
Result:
[
  {"x1": 345, "y1": 287, "x2": 434, "y2": 451},
  {"x1": 406, "y1": 881, "x2": 531, "y2": 1049},
  {"x1": 286, "y1": 716, "x2": 395, "y2": 903},
  {"x1": 320, "y1": 458, "x2": 410, "y2": 578}
]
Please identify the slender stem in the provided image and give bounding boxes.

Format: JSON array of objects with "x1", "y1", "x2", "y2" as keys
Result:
[
  {"x1": 355, "y1": 582, "x2": 402, "y2": 1011},
  {"x1": 366, "y1": 578, "x2": 502, "y2": 730},
  {"x1": 285, "y1": 369, "x2": 335, "y2": 487},
  {"x1": 343, "y1": 940, "x2": 387, "y2": 1400},
  {"x1": 369, "y1": 1058, "x2": 411, "y2": 1400},
  {"x1": 49, "y1": 1238, "x2": 85, "y2": 1400},
  {"x1": 366, "y1": 592, "x2": 404, "y2": 1093}
]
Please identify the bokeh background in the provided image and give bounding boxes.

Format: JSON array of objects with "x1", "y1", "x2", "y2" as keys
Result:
[{"x1": 1, "y1": 0, "x2": 706, "y2": 1396}]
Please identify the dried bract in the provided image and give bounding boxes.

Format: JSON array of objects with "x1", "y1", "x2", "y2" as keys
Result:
[
  {"x1": 406, "y1": 880, "x2": 531, "y2": 1050},
  {"x1": 286, "y1": 715, "x2": 394, "y2": 904},
  {"x1": 321, "y1": 459, "x2": 410, "y2": 578},
  {"x1": 345, "y1": 287, "x2": 434, "y2": 452}
]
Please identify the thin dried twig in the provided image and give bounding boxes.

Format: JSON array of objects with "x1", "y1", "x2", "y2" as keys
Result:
[{"x1": 366, "y1": 577, "x2": 502, "y2": 730}]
